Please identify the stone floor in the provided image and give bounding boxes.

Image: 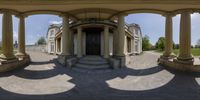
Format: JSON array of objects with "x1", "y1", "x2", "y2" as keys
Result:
[{"x1": 0, "y1": 51, "x2": 200, "y2": 100}]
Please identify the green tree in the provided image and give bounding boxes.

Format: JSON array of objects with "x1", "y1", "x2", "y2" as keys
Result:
[
  {"x1": 155, "y1": 37, "x2": 165, "y2": 51},
  {"x1": 196, "y1": 39, "x2": 200, "y2": 48},
  {"x1": 142, "y1": 35, "x2": 152, "y2": 51},
  {"x1": 36, "y1": 37, "x2": 46, "y2": 45}
]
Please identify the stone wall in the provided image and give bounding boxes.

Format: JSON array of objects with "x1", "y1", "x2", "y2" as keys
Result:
[{"x1": 26, "y1": 45, "x2": 47, "y2": 52}]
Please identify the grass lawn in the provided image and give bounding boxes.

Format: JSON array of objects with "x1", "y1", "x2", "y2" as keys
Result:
[{"x1": 154, "y1": 48, "x2": 200, "y2": 56}]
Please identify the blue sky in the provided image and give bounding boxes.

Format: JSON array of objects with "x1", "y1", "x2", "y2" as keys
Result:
[{"x1": 0, "y1": 13, "x2": 200, "y2": 45}]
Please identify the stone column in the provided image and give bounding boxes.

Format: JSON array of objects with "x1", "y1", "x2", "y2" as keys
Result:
[
  {"x1": 162, "y1": 14, "x2": 174, "y2": 58},
  {"x1": 16, "y1": 15, "x2": 26, "y2": 57},
  {"x1": 104, "y1": 26, "x2": 109, "y2": 58},
  {"x1": 61, "y1": 15, "x2": 71, "y2": 56},
  {"x1": 177, "y1": 11, "x2": 193, "y2": 64},
  {"x1": 113, "y1": 29, "x2": 118, "y2": 56},
  {"x1": 0, "y1": 11, "x2": 16, "y2": 60},
  {"x1": 117, "y1": 14, "x2": 125, "y2": 57},
  {"x1": 77, "y1": 27, "x2": 82, "y2": 58}
]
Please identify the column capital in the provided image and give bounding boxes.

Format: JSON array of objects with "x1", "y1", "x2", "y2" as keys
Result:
[
  {"x1": 15, "y1": 14, "x2": 27, "y2": 19},
  {"x1": 176, "y1": 9, "x2": 195, "y2": 15},
  {"x1": 162, "y1": 12, "x2": 175, "y2": 17},
  {"x1": 117, "y1": 13, "x2": 128, "y2": 17},
  {"x1": 60, "y1": 13, "x2": 70, "y2": 18},
  {"x1": 0, "y1": 9, "x2": 13, "y2": 14}
]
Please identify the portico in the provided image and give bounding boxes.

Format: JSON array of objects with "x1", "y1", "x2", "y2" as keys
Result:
[
  {"x1": 55, "y1": 19, "x2": 135, "y2": 68},
  {"x1": 1, "y1": 0, "x2": 200, "y2": 72}
]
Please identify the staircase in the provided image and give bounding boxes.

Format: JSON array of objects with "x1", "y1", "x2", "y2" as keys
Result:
[{"x1": 74, "y1": 56, "x2": 111, "y2": 70}]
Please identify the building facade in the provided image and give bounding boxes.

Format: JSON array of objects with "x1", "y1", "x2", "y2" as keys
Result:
[
  {"x1": 46, "y1": 24, "x2": 61, "y2": 54},
  {"x1": 46, "y1": 19, "x2": 142, "y2": 68},
  {"x1": 47, "y1": 21, "x2": 142, "y2": 55}
]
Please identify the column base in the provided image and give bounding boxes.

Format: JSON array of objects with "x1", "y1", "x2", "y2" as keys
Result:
[
  {"x1": 160, "y1": 54, "x2": 176, "y2": 60},
  {"x1": 0, "y1": 55, "x2": 30, "y2": 72},
  {"x1": 0, "y1": 58, "x2": 18, "y2": 64},
  {"x1": 158, "y1": 57, "x2": 200, "y2": 72},
  {"x1": 104, "y1": 55, "x2": 109, "y2": 59},
  {"x1": 15, "y1": 52, "x2": 27, "y2": 58},
  {"x1": 111, "y1": 55, "x2": 130, "y2": 68},
  {"x1": 174, "y1": 57, "x2": 194, "y2": 65},
  {"x1": 0, "y1": 54, "x2": 16, "y2": 60},
  {"x1": 57, "y1": 55, "x2": 78, "y2": 68}
]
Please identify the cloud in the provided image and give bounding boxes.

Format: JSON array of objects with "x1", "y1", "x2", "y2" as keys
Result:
[
  {"x1": 191, "y1": 13, "x2": 199, "y2": 19},
  {"x1": 13, "y1": 31, "x2": 18, "y2": 41},
  {"x1": 49, "y1": 20, "x2": 62, "y2": 24}
]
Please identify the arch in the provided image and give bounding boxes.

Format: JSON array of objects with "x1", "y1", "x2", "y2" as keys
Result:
[
  {"x1": 22, "y1": 10, "x2": 78, "y2": 20},
  {"x1": 69, "y1": 20, "x2": 117, "y2": 29},
  {"x1": 108, "y1": 9, "x2": 168, "y2": 19},
  {"x1": 172, "y1": 8, "x2": 200, "y2": 15},
  {"x1": 68, "y1": 8, "x2": 119, "y2": 14},
  {"x1": 68, "y1": 8, "x2": 119, "y2": 20}
]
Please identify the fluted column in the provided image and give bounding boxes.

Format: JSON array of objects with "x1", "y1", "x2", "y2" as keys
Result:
[
  {"x1": 177, "y1": 11, "x2": 193, "y2": 63},
  {"x1": 61, "y1": 15, "x2": 71, "y2": 56},
  {"x1": 0, "y1": 11, "x2": 15, "y2": 60},
  {"x1": 104, "y1": 26, "x2": 109, "y2": 58},
  {"x1": 16, "y1": 15, "x2": 26, "y2": 57},
  {"x1": 77, "y1": 27, "x2": 82, "y2": 58},
  {"x1": 117, "y1": 14, "x2": 125, "y2": 56},
  {"x1": 163, "y1": 14, "x2": 174, "y2": 58}
]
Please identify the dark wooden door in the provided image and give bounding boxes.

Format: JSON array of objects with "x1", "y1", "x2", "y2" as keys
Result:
[{"x1": 86, "y1": 32, "x2": 101, "y2": 55}]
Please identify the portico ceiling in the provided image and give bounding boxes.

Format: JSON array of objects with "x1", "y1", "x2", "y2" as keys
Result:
[{"x1": 1, "y1": 0, "x2": 200, "y2": 19}]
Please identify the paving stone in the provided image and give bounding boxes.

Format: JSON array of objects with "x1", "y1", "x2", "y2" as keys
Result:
[{"x1": 0, "y1": 51, "x2": 200, "y2": 100}]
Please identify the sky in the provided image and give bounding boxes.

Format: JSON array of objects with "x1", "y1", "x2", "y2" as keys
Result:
[{"x1": 0, "y1": 13, "x2": 200, "y2": 45}]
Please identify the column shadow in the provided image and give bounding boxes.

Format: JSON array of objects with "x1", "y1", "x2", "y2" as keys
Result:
[{"x1": 0, "y1": 58, "x2": 200, "y2": 100}]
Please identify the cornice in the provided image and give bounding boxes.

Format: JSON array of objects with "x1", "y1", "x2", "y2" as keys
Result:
[{"x1": 1, "y1": 0, "x2": 200, "y2": 5}]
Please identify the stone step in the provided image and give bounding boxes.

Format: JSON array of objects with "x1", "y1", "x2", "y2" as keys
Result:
[
  {"x1": 80, "y1": 56, "x2": 106, "y2": 61},
  {"x1": 78, "y1": 59, "x2": 108, "y2": 65},
  {"x1": 75, "y1": 63, "x2": 110, "y2": 69},
  {"x1": 73, "y1": 56, "x2": 111, "y2": 70}
]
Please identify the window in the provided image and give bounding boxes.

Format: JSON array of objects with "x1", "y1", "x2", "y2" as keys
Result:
[
  {"x1": 135, "y1": 41, "x2": 138, "y2": 52},
  {"x1": 50, "y1": 42, "x2": 54, "y2": 52},
  {"x1": 50, "y1": 30, "x2": 54, "y2": 36}
]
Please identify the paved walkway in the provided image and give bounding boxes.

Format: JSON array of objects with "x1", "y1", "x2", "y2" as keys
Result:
[{"x1": 0, "y1": 51, "x2": 200, "y2": 100}]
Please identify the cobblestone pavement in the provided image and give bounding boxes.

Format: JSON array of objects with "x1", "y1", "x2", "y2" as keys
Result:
[{"x1": 0, "y1": 51, "x2": 200, "y2": 100}]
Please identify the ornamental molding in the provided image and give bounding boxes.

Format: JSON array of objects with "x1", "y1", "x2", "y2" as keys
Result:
[{"x1": 1, "y1": 0, "x2": 200, "y2": 5}]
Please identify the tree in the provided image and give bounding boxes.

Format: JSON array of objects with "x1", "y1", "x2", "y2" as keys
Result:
[
  {"x1": 142, "y1": 35, "x2": 152, "y2": 51},
  {"x1": 174, "y1": 44, "x2": 179, "y2": 49},
  {"x1": 196, "y1": 39, "x2": 200, "y2": 48},
  {"x1": 36, "y1": 37, "x2": 46, "y2": 45},
  {"x1": 155, "y1": 37, "x2": 165, "y2": 51}
]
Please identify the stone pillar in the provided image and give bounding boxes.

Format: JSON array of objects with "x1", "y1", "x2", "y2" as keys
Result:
[
  {"x1": 162, "y1": 14, "x2": 174, "y2": 58},
  {"x1": 117, "y1": 14, "x2": 125, "y2": 56},
  {"x1": 177, "y1": 11, "x2": 193, "y2": 64},
  {"x1": 104, "y1": 26, "x2": 109, "y2": 58},
  {"x1": 61, "y1": 15, "x2": 71, "y2": 56},
  {"x1": 0, "y1": 11, "x2": 16, "y2": 60},
  {"x1": 77, "y1": 27, "x2": 82, "y2": 58},
  {"x1": 16, "y1": 15, "x2": 26, "y2": 57},
  {"x1": 113, "y1": 29, "x2": 118, "y2": 56}
]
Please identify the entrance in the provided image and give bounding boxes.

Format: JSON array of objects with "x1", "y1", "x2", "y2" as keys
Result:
[{"x1": 85, "y1": 28, "x2": 102, "y2": 55}]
